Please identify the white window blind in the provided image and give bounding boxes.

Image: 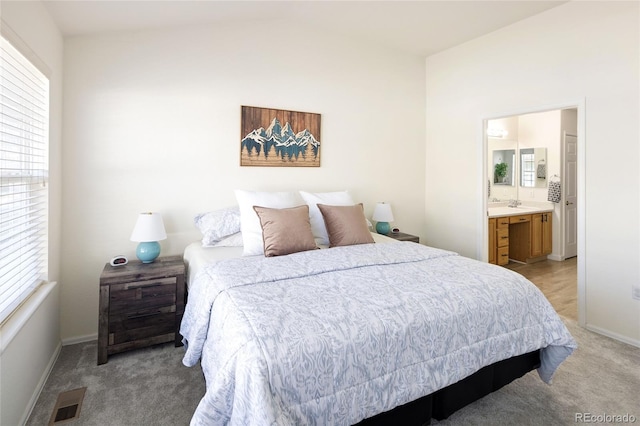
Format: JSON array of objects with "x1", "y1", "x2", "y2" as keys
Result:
[{"x1": 0, "y1": 35, "x2": 49, "y2": 324}]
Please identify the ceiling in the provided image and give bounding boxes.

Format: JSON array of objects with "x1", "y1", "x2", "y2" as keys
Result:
[{"x1": 41, "y1": 0, "x2": 567, "y2": 57}]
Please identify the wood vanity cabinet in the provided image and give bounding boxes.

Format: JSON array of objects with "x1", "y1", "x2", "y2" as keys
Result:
[
  {"x1": 531, "y1": 212, "x2": 552, "y2": 258},
  {"x1": 489, "y1": 212, "x2": 552, "y2": 265}
]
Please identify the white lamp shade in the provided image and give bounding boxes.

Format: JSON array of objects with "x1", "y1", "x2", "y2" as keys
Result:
[
  {"x1": 130, "y1": 212, "x2": 167, "y2": 242},
  {"x1": 372, "y1": 202, "x2": 394, "y2": 222}
]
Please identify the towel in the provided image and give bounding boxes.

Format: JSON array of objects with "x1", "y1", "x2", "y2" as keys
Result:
[
  {"x1": 537, "y1": 164, "x2": 546, "y2": 179},
  {"x1": 548, "y1": 180, "x2": 561, "y2": 203}
]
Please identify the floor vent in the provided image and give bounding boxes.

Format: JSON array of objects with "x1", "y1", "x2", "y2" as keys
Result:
[{"x1": 48, "y1": 387, "x2": 86, "y2": 425}]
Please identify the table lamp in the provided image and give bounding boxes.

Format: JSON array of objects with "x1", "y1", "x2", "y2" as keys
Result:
[
  {"x1": 130, "y1": 212, "x2": 167, "y2": 263},
  {"x1": 372, "y1": 202, "x2": 394, "y2": 235}
]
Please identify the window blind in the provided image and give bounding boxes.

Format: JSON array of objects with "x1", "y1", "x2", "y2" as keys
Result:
[{"x1": 0, "y1": 35, "x2": 49, "y2": 324}]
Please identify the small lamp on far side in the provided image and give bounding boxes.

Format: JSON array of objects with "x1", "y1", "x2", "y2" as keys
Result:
[
  {"x1": 130, "y1": 212, "x2": 167, "y2": 263},
  {"x1": 372, "y1": 202, "x2": 394, "y2": 235}
]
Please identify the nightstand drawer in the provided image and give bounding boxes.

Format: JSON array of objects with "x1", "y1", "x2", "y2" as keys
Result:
[
  {"x1": 109, "y1": 277, "x2": 176, "y2": 315},
  {"x1": 109, "y1": 306, "x2": 176, "y2": 345}
]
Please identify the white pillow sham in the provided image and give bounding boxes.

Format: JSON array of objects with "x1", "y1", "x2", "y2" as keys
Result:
[
  {"x1": 299, "y1": 190, "x2": 355, "y2": 245},
  {"x1": 194, "y1": 206, "x2": 241, "y2": 247},
  {"x1": 235, "y1": 190, "x2": 304, "y2": 255}
]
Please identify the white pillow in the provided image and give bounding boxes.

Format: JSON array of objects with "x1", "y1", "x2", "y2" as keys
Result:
[
  {"x1": 235, "y1": 190, "x2": 304, "y2": 255},
  {"x1": 194, "y1": 206, "x2": 241, "y2": 247},
  {"x1": 299, "y1": 190, "x2": 355, "y2": 245}
]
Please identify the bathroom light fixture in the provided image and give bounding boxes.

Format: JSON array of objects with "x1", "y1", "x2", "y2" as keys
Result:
[
  {"x1": 372, "y1": 202, "x2": 394, "y2": 235},
  {"x1": 487, "y1": 128, "x2": 509, "y2": 138},
  {"x1": 130, "y1": 212, "x2": 167, "y2": 263}
]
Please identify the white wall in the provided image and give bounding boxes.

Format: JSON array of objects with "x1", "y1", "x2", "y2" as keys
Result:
[
  {"x1": 425, "y1": 1, "x2": 639, "y2": 344},
  {"x1": 61, "y1": 23, "x2": 426, "y2": 341},
  {"x1": 518, "y1": 110, "x2": 561, "y2": 201},
  {"x1": 0, "y1": 1, "x2": 64, "y2": 424}
]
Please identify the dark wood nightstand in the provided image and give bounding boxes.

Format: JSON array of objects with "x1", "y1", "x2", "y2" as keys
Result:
[
  {"x1": 98, "y1": 255, "x2": 185, "y2": 365},
  {"x1": 385, "y1": 231, "x2": 420, "y2": 243}
]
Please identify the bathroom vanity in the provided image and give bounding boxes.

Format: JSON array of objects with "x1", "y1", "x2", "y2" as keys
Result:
[{"x1": 488, "y1": 206, "x2": 553, "y2": 265}]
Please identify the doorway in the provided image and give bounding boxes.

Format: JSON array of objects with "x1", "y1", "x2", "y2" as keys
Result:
[{"x1": 482, "y1": 102, "x2": 585, "y2": 326}]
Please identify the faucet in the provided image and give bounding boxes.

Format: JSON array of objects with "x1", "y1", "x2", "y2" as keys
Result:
[{"x1": 508, "y1": 199, "x2": 522, "y2": 208}]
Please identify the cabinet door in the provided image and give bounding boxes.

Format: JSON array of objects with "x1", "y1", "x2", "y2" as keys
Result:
[
  {"x1": 531, "y1": 213, "x2": 553, "y2": 257},
  {"x1": 488, "y1": 218, "x2": 496, "y2": 264},
  {"x1": 542, "y1": 213, "x2": 552, "y2": 255},
  {"x1": 531, "y1": 213, "x2": 543, "y2": 257}
]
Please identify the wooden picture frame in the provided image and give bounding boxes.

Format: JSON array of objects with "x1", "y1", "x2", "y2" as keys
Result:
[{"x1": 240, "y1": 106, "x2": 321, "y2": 167}]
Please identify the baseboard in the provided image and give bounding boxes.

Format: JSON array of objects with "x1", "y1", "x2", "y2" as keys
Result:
[
  {"x1": 547, "y1": 254, "x2": 563, "y2": 261},
  {"x1": 585, "y1": 324, "x2": 640, "y2": 349},
  {"x1": 20, "y1": 340, "x2": 62, "y2": 425},
  {"x1": 62, "y1": 333, "x2": 98, "y2": 346}
]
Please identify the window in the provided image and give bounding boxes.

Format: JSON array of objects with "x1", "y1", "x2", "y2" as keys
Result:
[
  {"x1": 0, "y1": 35, "x2": 49, "y2": 324},
  {"x1": 521, "y1": 152, "x2": 535, "y2": 188}
]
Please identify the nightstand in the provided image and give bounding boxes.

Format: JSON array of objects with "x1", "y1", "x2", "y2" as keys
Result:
[
  {"x1": 386, "y1": 231, "x2": 420, "y2": 243},
  {"x1": 98, "y1": 255, "x2": 185, "y2": 365}
]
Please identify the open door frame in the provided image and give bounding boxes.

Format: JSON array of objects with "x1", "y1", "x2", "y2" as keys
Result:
[{"x1": 479, "y1": 99, "x2": 586, "y2": 327}]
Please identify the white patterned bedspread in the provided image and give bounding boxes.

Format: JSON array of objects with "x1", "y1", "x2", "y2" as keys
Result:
[{"x1": 181, "y1": 242, "x2": 576, "y2": 426}]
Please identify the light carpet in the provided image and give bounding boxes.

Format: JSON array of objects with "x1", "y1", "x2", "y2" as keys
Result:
[{"x1": 27, "y1": 318, "x2": 639, "y2": 425}]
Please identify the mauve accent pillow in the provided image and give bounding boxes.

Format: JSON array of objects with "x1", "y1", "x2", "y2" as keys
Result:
[
  {"x1": 235, "y1": 190, "x2": 304, "y2": 256},
  {"x1": 253, "y1": 205, "x2": 318, "y2": 257},
  {"x1": 299, "y1": 190, "x2": 355, "y2": 246},
  {"x1": 317, "y1": 203, "x2": 375, "y2": 247}
]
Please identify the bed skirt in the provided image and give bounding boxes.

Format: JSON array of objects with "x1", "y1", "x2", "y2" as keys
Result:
[{"x1": 356, "y1": 350, "x2": 541, "y2": 425}]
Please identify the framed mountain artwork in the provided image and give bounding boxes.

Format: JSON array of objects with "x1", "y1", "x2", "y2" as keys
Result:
[{"x1": 240, "y1": 106, "x2": 321, "y2": 167}]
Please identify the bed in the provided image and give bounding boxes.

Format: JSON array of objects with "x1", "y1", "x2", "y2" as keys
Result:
[{"x1": 180, "y1": 191, "x2": 576, "y2": 425}]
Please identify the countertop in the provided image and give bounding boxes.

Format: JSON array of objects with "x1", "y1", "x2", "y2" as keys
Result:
[{"x1": 487, "y1": 203, "x2": 554, "y2": 218}]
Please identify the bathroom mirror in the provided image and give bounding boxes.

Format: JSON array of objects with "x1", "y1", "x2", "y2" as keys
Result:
[
  {"x1": 492, "y1": 149, "x2": 515, "y2": 186},
  {"x1": 520, "y1": 147, "x2": 547, "y2": 188},
  {"x1": 486, "y1": 111, "x2": 567, "y2": 202}
]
